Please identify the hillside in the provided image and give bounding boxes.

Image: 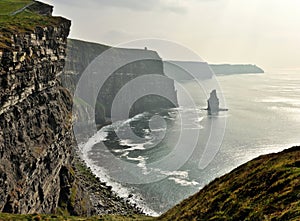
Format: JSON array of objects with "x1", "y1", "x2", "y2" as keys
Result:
[{"x1": 159, "y1": 146, "x2": 300, "y2": 220}]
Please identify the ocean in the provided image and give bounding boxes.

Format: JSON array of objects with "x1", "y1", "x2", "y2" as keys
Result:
[{"x1": 79, "y1": 71, "x2": 300, "y2": 216}]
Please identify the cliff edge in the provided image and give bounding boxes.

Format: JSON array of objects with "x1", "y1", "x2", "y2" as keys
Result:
[
  {"x1": 0, "y1": 0, "x2": 141, "y2": 216},
  {"x1": 61, "y1": 39, "x2": 178, "y2": 126},
  {"x1": 0, "y1": 0, "x2": 78, "y2": 214}
]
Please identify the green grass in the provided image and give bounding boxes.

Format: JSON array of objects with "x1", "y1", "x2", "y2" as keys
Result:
[
  {"x1": 159, "y1": 146, "x2": 300, "y2": 221},
  {"x1": 0, "y1": 0, "x2": 33, "y2": 15},
  {"x1": 0, "y1": 9, "x2": 65, "y2": 33},
  {"x1": 0, "y1": 0, "x2": 68, "y2": 49}
]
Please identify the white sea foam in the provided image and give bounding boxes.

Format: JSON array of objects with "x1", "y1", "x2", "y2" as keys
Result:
[
  {"x1": 122, "y1": 112, "x2": 149, "y2": 125},
  {"x1": 79, "y1": 124, "x2": 159, "y2": 217},
  {"x1": 168, "y1": 177, "x2": 200, "y2": 187},
  {"x1": 119, "y1": 139, "x2": 146, "y2": 151},
  {"x1": 149, "y1": 128, "x2": 166, "y2": 132},
  {"x1": 196, "y1": 116, "x2": 204, "y2": 122},
  {"x1": 152, "y1": 169, "x2": 200, "y2": 187},
  {"x1": 158, "y1": 170, "x2": 189, "y2": 178},
  {"x1": 79, "y1": 109, "x2": 204, "y2": 215}
]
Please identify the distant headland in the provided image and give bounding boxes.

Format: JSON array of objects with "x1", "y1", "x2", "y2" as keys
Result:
[
  {"x1": 209, "y1": 64, "x2": 264, "y2": 75},
  {"x1": 165, "y1": 61, "x2": 264, "y2": 80}
]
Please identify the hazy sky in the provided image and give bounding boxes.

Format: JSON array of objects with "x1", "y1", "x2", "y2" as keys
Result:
[{"x1": 43, "y1": 0, "x2": 300, "y2": 70}]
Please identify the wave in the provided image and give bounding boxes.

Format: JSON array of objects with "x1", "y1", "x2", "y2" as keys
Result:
[
  {"x1": 79, "y1": 119, "x2": 159, "y2": 217},
  {"x1": 168, "y1": 177, "x2": 200, "y2": 187},
  {"x1": 154, "y1": 169, "x2": 200, "y2": 187},
  {"x1": 79, "y1": 108, "x2": 205, "y2": 215}
]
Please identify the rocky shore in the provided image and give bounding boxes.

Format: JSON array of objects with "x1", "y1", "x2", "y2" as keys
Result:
[{"x1": 72, "y1": 156, "x2": 144, "y2": 216}]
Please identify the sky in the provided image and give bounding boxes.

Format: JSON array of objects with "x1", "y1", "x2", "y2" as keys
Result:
[{"x1": 43, "y1": 0, "x2": 300, "y2": 71}]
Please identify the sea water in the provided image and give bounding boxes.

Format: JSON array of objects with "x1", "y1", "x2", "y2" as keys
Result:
[{"x1": 80, "y1": 71, "x2": 300, "y2": 215}]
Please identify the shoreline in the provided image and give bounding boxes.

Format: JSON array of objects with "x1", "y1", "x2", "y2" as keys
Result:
[
  {"x1": 76, "y1": 116, "x2": 160, "y2": 216},
  {"x1": 73, "y1": 153, "x2": 145, "y2": 215}
]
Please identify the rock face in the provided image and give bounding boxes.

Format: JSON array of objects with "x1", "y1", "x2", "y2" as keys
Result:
[
  {"x1": 0, "y1": 1, "x2": 160, "y2": 216},
  {"x1": 0, "y1": 1, "x2": 89, "y2": 215},
  {"x1": 165, "y1": 61, "x2": 213, "y2": 80},
  {"x1": 207, "y1": 89, "x2": 219, "y2": 114},
  {"x1": 61, "y1": 39, "x2": 178, "y2": 125}
]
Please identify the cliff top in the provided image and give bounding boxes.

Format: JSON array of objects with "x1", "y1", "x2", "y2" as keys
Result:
[
  {"x1": 0, "y1": 0, "x2": 69, "y2": 49},
  {"x1": 0, "y1": 0, "x2": 33, "y2": 15},
  {"x1": 68, "y1": 38, "x2": 161, "y2": 58},
  {"x1": 160, "y1": 146, "x2": 300, "y2": 220}
]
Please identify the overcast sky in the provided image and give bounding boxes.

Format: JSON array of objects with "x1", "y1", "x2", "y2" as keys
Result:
[{"x1": 43, "y1": 0, "x2": 300, "y2": 70}]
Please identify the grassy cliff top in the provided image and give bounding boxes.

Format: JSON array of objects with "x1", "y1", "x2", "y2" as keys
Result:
[
  {"x1": 0, "y1": 0, "x2": 69, "y2": 49},
  {"x1": 160, "y1": 146, "x2": 300, "y2": 220},
  {"x1": 0, "y1": 0, "x2": 33, "y2": 15}
]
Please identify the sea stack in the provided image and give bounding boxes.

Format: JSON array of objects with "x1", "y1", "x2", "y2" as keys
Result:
[{"x1": 207, "y1": 89, "x2": 220, "y2": 114}]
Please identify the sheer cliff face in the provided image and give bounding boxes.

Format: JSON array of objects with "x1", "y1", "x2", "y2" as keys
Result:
[
  {"x1": 0, "y1": 8, "x2": 77, "y2": 214},
  {"x1": 62, "y1": 39, "x2": 177, "y2": 125}
]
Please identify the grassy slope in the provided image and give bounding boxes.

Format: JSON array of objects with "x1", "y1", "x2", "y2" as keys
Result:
[
  {"x1": 159, "y1": 146, "x2": 300, "y2": 221},
  {"x1": 0, "y1": 0, "x2": 32, "y2": 15},
  {"x1": 0, "y1": 0, "x2": 66, "y2": 49}
]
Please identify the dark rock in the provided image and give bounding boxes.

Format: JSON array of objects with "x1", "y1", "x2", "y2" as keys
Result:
[
  {"x1": 0, "y1": 1, "x2": 91, "y2": 216},
  {"x1": 207, "y1": 89, "x2": 219, "y2": 114}
]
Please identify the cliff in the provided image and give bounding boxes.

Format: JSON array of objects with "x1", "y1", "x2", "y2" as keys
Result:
[
  {"x1": 61, "y1": 39, "x2": 177, "y2": 125},
  {"x1": 0, "y1": 0, "x2": 141, "y2": 216},
  {"x1": 164, "y1": 61, "x2": 213, "y2": 80},
  {"x1": 159, "y1": 146, "x2": 300, "y2": 220},
  {"x1": 210, "y1": 64, "x2": 264, "y2": 75},
  {"x1": 165, "y1": 61, "x2": 264, "y2": 80},
  {"x1": 0, "y1": 0, "x2": 78, "y2": 214}
]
